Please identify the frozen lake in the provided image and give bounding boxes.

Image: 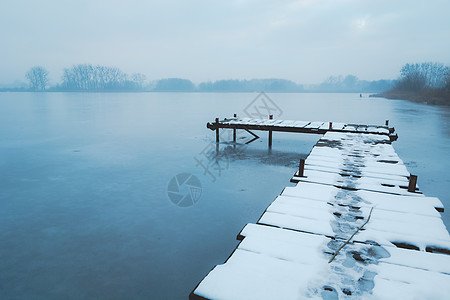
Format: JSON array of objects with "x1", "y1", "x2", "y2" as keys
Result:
[{"x1": 1, "y1": 92, "x2": 449, "y2": 299}]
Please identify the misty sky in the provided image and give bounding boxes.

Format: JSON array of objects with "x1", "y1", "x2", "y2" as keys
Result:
[{"x1": 1, "y1": 0, "x2": 449, "y2": 85}]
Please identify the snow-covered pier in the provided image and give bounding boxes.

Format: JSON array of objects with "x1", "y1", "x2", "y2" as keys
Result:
[
  {"x1": 191, "y1": 122, "x2": 450, "y2": 299},
  {"x1": 206, "y1": 116, "x2": 398, "y2": 146}
]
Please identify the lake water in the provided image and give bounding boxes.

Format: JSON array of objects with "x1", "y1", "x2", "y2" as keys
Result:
[{"x1": 1, "y1": 92, "x2": 449, "y2": 299}]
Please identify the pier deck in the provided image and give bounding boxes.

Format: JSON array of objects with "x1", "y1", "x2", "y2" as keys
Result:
[
  {"x1": 207, "y1": 117, "x2": 398, "y2": 144},
  {"x1": 191, "y1": 127, "x2": 450, "y2": 299}
]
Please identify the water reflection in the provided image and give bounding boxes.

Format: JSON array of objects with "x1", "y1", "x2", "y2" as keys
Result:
[
  {"x1": 438, "y1": 107, "x2": 450, "y2": 138},
  {"x1": 216, "y1": 144, "x2": 308, "y2": 167}
]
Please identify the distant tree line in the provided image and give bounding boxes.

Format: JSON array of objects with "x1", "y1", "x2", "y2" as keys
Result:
[
  {"x1": 20, "y1": 64, "x2": 400, "y2": 93},
  {"x1": 394, "y1": 62, "x2": 449, "y2": 91},
  {"x1": 59, "y1": 64, "x2": 146, "y2": 91},
  {"x1": 153, "y1": 78, "x2": 195, "y2": 92},
  {"x1": 198, "y1": 79, "x2": 303, "y2": 92},
  {"x1": 379, "y1": 62, "x2": 450, "y2": 105},
  {"x1": 23, "y1": 64, "x2": 146, "y2": 91},
  {"x1": 152, "y1": 77, "x2": 392, "y2": 93},
  {"x1": 314, "y1": 75, "x2": 395, "y2": 93},
  {"x1": 26, "y1": 66, "x2": 49, "y2": 91}
]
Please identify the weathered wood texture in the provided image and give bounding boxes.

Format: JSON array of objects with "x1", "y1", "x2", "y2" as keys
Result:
[
  {"x1": 207, "y1": 117, "x2": 396, "y2": 137},
  {"x1": 191, "y1": 130, "x2": 450, "y2": 300}
]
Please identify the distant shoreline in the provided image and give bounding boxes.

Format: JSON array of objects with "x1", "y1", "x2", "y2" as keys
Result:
[
  {"x1": 0, "y1": 90, "x2": 386, "y2": 94},
  {"x1": 371, "y1": 89, "x2": 450, "y2": 106}
]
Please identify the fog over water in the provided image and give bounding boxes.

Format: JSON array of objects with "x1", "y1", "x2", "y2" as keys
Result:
[
  {"x1": 0, "y1": 92, "x2": 449, "y2": 299},
  {"x1": 1, "y1": 1, "x2": 450, "y2": 85}
]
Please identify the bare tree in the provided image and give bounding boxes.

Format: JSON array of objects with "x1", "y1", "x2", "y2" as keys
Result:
[
  {"x1": 420, "y1": 62, "x2": 448, "y2": 88},
  {"x1": 26, "y1": 66, "x2": 49, "y2": 91},
  {"x1": 60, "y1": 64, "x2": 132, "y2": 90},
  {"x1": 396, "y1": 64, "x2": 427, "y2": 91},
  {"x1": 131, "y1": 73, "x2": 147, "y2": 89},
  {"x1": 396, "y1": 62, "x2": 449, "y2": 91},
  {"x1": 444, "y1": 68, "x2": 450, "y2": 91}
]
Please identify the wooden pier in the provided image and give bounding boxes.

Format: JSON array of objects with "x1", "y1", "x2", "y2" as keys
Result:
[
  {"x1": 207, "y1": 115, "x2": 398, "y2": 144},
  {"x1": 191, "y1": 119, "x2": 450, "y2": 300}
]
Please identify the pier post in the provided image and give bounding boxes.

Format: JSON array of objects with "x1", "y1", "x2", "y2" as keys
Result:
[
  {"x1": 329, "y1": 122, "x2": 333, "y2": 131},
  {"x1": 233, "y1": 114, "x2": 237, "y2": 142},
  {"x1": 408, "y1": 174, "x2": 418, "y2": 192},
  {"x1": 298, "y1": 159, "x2": 305, "y2": 177},
  {"x1": 268, "y1": 115, "x2": 273, "y2": 147},
  {"x1": 215, "y1": 118, "x2": 220, "y2": 143},
  {"x1": 386, "y1": 120, "x2": 389, "y2": 126}
]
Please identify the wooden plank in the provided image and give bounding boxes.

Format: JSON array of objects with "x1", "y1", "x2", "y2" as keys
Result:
[
  {"x1": 192, "y1": 120, "x2": 449, "y2": 300},
  {"x1": 207, "y1": 117, "x2": 393, "y2": 136},
  {"x1": 191, "y1": 224, "x2": 450, "y2": 300},
  {"x1": 258, "y1": 193, "x2": 450, "y2": 249}
]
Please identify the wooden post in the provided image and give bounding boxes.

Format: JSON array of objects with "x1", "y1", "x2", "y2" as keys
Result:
[
  {"x1": 408, "y1": 174, "x2": 418, "y2": 192},
  {"x1": 329, "y1": 122, "x2": 333, "y2": 130},
  {"x1": 385, "y1": 120, "x2": 389, "y2": 126},
  {"x1": 298, "y1": 159, "x2": 305, "y2": 177},
  {"x1": 268, "y1": 115, "x2": 273, "y2": 147},
  {"x1": 389, "y1": 133, "x2": 398, "y2": 142},
  {"x1": 233, "y1": 114, "x2": 237, "y2": 142},
  {"x1": 215, "y1": 118, "x2": 220, "y2": 143}
]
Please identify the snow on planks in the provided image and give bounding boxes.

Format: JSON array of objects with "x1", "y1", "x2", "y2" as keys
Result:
[
  {"x1": 206, "y1": 117, "x2": 396, "y2": 139},
  {"x1": 218, "y1": 117, "x2": 390, "y2": 135},
  {"x1": 190, "y1": 131, "x2": 450, "y2": 300}
]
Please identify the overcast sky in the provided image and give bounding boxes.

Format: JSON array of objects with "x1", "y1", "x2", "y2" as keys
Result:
[{"x1": 1, "y1": 0, "x2": 449, "y2": 85}]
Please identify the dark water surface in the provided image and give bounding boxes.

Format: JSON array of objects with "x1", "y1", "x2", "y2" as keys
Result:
[{"x1": 1, "y1": 92, "x2": 449, "y2": 299}]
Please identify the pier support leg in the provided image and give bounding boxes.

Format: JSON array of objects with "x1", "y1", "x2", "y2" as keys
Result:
[
  {"x1": 408, "y1": 174, "x2": 418, "y2": 192},
  {"x1": 233, "y1": 114, "x2": 237, "y2": 143},
  {"x1": 298, "y1": 159, "x2": 305, "y2": 177},
  {"x1": 215, "y1": 118, "x2": 219, "y2": 143},
  {"x1": 329, "y1": 122, "x2": 333, "y2": 131},
  {"x1": 268, "y1": 115, "x2": 273, "y2": 147}
]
